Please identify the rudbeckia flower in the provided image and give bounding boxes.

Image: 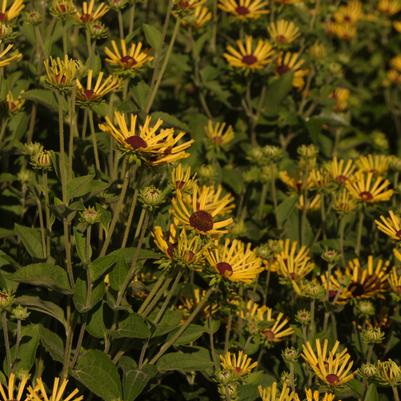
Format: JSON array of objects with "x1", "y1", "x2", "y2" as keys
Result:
[
  {"x1": 0, "y1": 42, "x2": 21, "y2": 67},
  {"x1": 180, "y1": 288, "x2": 219, "y2": 318},
  {"x1": 331, "y1": 87, "x2": 350, "y2": 112},
  {"x1": 6, "y1": 90, "x2": 25, "y2": 113},
  {"x1": 378, "y1": 0, "x2": 401, "y2": 15},
  {"x1": 332, "y1": 189, "x2": 357, "y2": 213},
  {"x1": 224, "y1": 35, "x2": 274, "y2": 71},
  {"x1": 205, "y1": 120, "x2": 234, "y2": 146},
  {"x1": 325, "y1": 157, "x2": 355, "y2": 185},
  {"x1": 275, "y1": 52, "x2": 308, "y2": 89},
  {"x1": 218, "y1": 0, "x2": 269, "y2": 20},
  {"x1": 219, "y1": 351, "x2": 257, "y2": 377},
  {"x1": 356, "y1": 154, "x2": 391, "y2": 175},
  {"x1": 98, "y1": 111, "x2": 193, "y2": 165},
  {"x1": 268, "y1": 20, "x2": 300, "y2": 46},
  {"x1": 302, "y1": 339, "x2": 354, "y2": 387},
  {"x1": 375, "y1": 211, "x2": 401, "y2": 241},
  {"x1": 43, "y1": 55, "x2": 81, "y2": 90},
  {"x1": 388, "y1": 267, "x2": 401, "y2": 296},
  {"x1": 258, "y1": 382, "x2": 299, "y2": 401},
  {"x1": 75, "y1": 0, "x2": 109, "y2": 23},
  {"x1": 28, "y1": 377, "x2": 83, "y2": 401},
  {"x1": 304, "y1": 388, "x2": 336, "y2": 401},
  {"x1": 188, "y1": 5, "x2": 212, "y2": 28},
  {"x1": 0, "y1": 372, "x2": 30, "y2": 401},
  {"x1": 171, "y1": 163, "x2": 196, "y2": 192},
  {"x1": 0, "y1": 0, "x2": 24, "y2": 21}
]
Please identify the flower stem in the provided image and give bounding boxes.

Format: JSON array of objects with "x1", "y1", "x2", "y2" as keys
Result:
[
  {"x1": 140, "y1": 276, "x2": 173, "y2": 319},
  {"x1": 137, "y1": 271, "x2": 168, "y2": 315},
  {"x1": 339, "y1": 214, "x2": 346, "y2": 265},
  {"x1": 128, "y1": 0, "x2": 136, "y2": 35},
  {"x1": 117, "y1": 10, "x2": 124, "y2": 39},
  {"x1": 257, "y1": 183, "x2": 268, "y2": 220},
  {"x1": 88, "y1": 109, "x2": 101, "y2": 173},
  {"x1": 392, "y1": 386, "x2": 401, "y2": 401},
  {"x1": 56, "y1": 92, "x2": 67, "y2": 204},
  {"x1": 43, "y1": 172, "x2": 51, "y2": 258},
  {"x1": 12, "y1": 320, "x2": 22, "y2": 370},
  {"x1": 121, "y1": 189, "x2": 138, "y2": 248},
  {"x1": 355, "y1": 208, "x2": 364, "y2": 257},
  {"x1": 145, "y1": 19, "x2": 180, "y2": 114},
  {"x1": 34, "y1": 193, "x2": 47, "y2": 259},
  {"x1": 1, "y1": 311, "x2": 11, "y2": 372},
  {"x1": 224, "y1": 311, "x2": 232, "y2": 353}
]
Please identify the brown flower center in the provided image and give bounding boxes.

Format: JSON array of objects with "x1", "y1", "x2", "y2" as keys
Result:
[
  {"x1": 179, "y1": 0, "x2": 190, "y2": 9},
  {"x1": 184, "y1": 250, "x2": 195, "y2": 263},
  {"x1": 235, "y1": 5, "x2": 250, "y2": 15},
  {"x1": 328, "y1": 290, "x2": 338, "y2": 301},
  {"x1": 262, "y1": 329, "x2": 276, "y2": 341},
  {"x1": 59, "y1": 3, "x2": 66, "y2": 12},
  {"x1": 80, "y1": 13, "x2": 91, "y2": 22},
  {"x1": 350, "y1": 282, "x2": 365, "y2": 297},
  {"x1": 276, "y1": 64, "x2": 290, "y2": 75},
  {"x1": 396, "y1": 230, "x2": 401, "y2": 238},
  {"x1": 216, "y1": 262, "x2": 233, "y2": 277},
  {"x1": 167, "y1": 243, "x2": 177, "y2": 258},
  {"x1": 396, "y1": 285, "x2": 401, "y2": 294},
  {"x1": 276, "y1": 35, "x2": 288, "y2": 44},
  {"x1": 0, "y1": 12, "x2": 6, "y2": 21},
  {"x1": 84, "y1": 89, "x2": 94, "y2": 99},
  {"x1": 336, "y1": 175, "x2": 347, "y2": 184},
  {"x1": 120, "y1": 55, "x2": 137, "y2": 67},
  {"x1": 125, "y1": 135, "x2": 147, "y2": 150},
  {"x1": 189, "y1": 210, "x2": 214, "y2": 232},
  {"x1": 360, "y1": 191, "x2": 373, "y2": 201},
  {"x1": 326, "y1": 373, "x2": 340, "y2": 385},
  {"x1": 242, "y1": 54, "x2": 258, "y2": 65}
]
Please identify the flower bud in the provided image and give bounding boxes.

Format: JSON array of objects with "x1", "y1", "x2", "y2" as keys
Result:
[
  {"x1": 264, "y1": 145, "x2": 284, "y2": 162},
  {"x1": 138, "y1": 186, "x2": 165, "y2": 208},
  {"x1": 356, "y1": 300, "x2": 375, "y2": 317},
  {"x1": 359, "y1": 363, "x2": 377, "y2": 379},
  {"x1": 296, "y1": 309, "x2": 311, "y2": 325},
  {"x1": 81, "y1": 206, "x2": 100, "y2": 225},
  {"x1": 375, "y1": 360, "x2": 401, "y2": 386},
  {"x1": 321, "y1": 249, "x2": 340, "y2": 264},
  {"x1": 361, "y1": 327, "x2": 385, "y2": 344},
  {"x1": 280, "y1": 371, "x2": 296, "y2": 388},
  {"x1": 0, "y1": 290, "x2": 14, "y2": 310},
  {"x1": 32, "y1": 150, "x2": 53, "y2": 171},
  {"x1": 282, "y1": 347, "x2": 299, "y2": 363},
  {"x1": 12, "y1": 305, "x2": 30, "y2": 320}
]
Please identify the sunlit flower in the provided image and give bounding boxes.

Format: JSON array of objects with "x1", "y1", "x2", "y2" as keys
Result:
[
  {"x1": 375, "y1": 359, "x2": 401, "y2": 386},
  {"x1": 220, "y1": 351, "x2": 257, "y2": 377},
  {"x1": 76, "y1": 69, "x2": 121, "y2": 104},
  {"x1": 325, "y1": 21, "x2": 357, "y2": 40},
  {"x1": 205, "y1": 238, "x2": 263, "y2": 283},
  {"x1": 388, "y1": 267, "x2": 401, "y2": 296},
  {"x1": 205, "y1": 120, "x2": 234, "y2": 147},
  {"x1": 331, "y1": 87, "x2": 350, "y2": 112},
  {"x1": 98, "y1": 112, "x2": 193, "y2": 165},
  {"x1": 43, "y1": 55, "x2": 80, "y2": 90},
  {"x1": 258, "y1": 382, "x2": 299, "y2": 401},
  {"x1": 302, "y1": 339, "x2": 354, "y2": 387},
  {"x1": 0, "y1": 372, "x2": 30, "y2": 401},
  {"x1": 28, "y1": 377, "x2": 83, "y2": 401},
  {"x1": 304, "y1": 388, "x2": 336, "y2": 401},
  {"x1": 0, "y1": 0, "x2": 24, "y2": 21},
  {"x1": 375, "y1": 211, "x2": 401, "y2": 241},
  {"x1": 6, "y1": 90, "x2": 24, "y2": 113},
  {"x1": 356, "y1": 154, "x2": 390, "y2": 175},
  {"x1": 224, "y1": 35, "x2": 274, "y2": 71},
  {"x1": 0, "y1": 43, "x2": 21, "y2": 67},
  {"x1": 378, "y1": 0, "x2": 401, "y2": 15},
  {"x1": 173, "y1": 0, "x2": 206, "y2": 12},
  {"x1": 268, "y1": 20, "x2": 300, "y2": 46},
  {"x1": 171, "y1": 163, "x2": 196, "y2": 192},
  {"x1": 333, "y1": 0, "x2": 363, "y2": 24},
  {"x1": 296, "y1": 194, "x2": 320, "y2": 212},
  {"x1": 180, "y1": 288, "x2": 219, "y2": 318},
  {"x1": 325, "y1": 157, "x2": 355, "y2": 185},
  {"x1": 279, "y1": 170, "x2": 315, "y2": 193},
  {"x1": 171, "y1": 184, "x2": 234, "y2": 235},
  {"x1": 75, "y1": 0, "x2": 109, "y2": 23},
  {"x1": 332, "y1": 189, "x2": 357, "y2": 213},
  {"x1": 50, "y1": 0, "x2": 76, "y2": 18},
  {"x1": 218, "y1": 0, "x2": 269, "y2": 20},
  {"x1": 187, "y1": 5, "x2": 211, "y2": 28},
  {"x1": 345, "y1": 172, "x2": 394, "y2": 203},
  {"x1": 275, "y1": 52, "x2": 308, "y2": 89},
  {"x1": 104, "y1": 39, "x2": 154, "y2": 74}
]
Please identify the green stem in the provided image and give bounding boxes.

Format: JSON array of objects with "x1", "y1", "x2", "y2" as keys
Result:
[
  {"x1": 88, "y1": 110, "x2": 101, "y2": 173},
  {"x1": 117, "y1": 10, "x2": 124, "y2": 39},
  {"x1": 1, "y1": 311, "x2": 11, "y2": 372},
  {"x1": 34, "y1": 194, "x2": 47, "y2": 259},
  {"x1": 209, "y1": 0, "x2": 217, "y2": 53},
  {"x1": 339, "y1": 214, "x2": 346, "y2": 265},
  {"x1": 224, "y1": 311, "x2": 232, "y2": 353},
  {"x1": 137, "y1": 271, "x2": 168, "y2": 315},
  {"x1": 149, "y1": 286, "x2": 215, "y2": 365},
  {"x1": 56, "y1": 92, "x2": 67, "y2": 204},
  {"x1": 367, "y1": 344, "x2": 373, "y2": 363},
  {"x1": 257, "y1": 183, "x2": 268, "y2": 220},
  {"x1": 309, "y1": 299, "x2": 316, "y2": 340},
  {"x1": 86, "y1": 29, "x2": 93, "y2": 66},
  {"x1": 70, "y1": 316, "x2": 87, "y2": 369},
  {"x1": 43, "y1": 172, "x2": 51, "y2": 258},
  {"x1": 12, "y1": 320, "x2": 22, "y2": 370},
  {"x1": 140, "y1": 276, "x2": 173, "y2": 319},
  {"x1": 271, "y1": 171, "x2": 280, "y2": 230},
  {"x1": 63, "y1": 218, "x2": 75, "y2": 286},
  {"x1": 392, "y1": 386, "x2": 401, "y2": 401},
  {"x1": 68, "y1": 84, "x2": 77, "y2": 180},
  {"x1": 128, "y1": 0, "x2": 136, "y2": 36},
  {"x1": 121, "y1": 189, "x2": 138, "y2": 248},
  {"x1": 355, "y1": 208, "x2": 364, "y2": 257},
  {"x1": 208, "y1": 317, "x2": 219, "y2": 370},
  {"x1": 145, "y1": 19, "x2": 180, "y2": 114}
]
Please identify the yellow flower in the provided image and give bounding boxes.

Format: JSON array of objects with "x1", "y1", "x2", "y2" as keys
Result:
[
  {"x1": 50, "y1": 0, "x2": 77, "y2": 18},
  {"x1": 394, "y1": 21, "x2": 401, "y2": 32},
  {"x1": 356, "y1": 154, "x2": 390, "y2": 175},
  {"x1": 6, "y1": 90, "x2": 25, "y2": 113},
  {"x1": 28, "y1": 377, "x2": 83, "y2": 401},
  {"x1": 219, "y1": 351, "x2": 257, "y2": 377},
  {"x1": 325, "y1": 22, "x2": 357, "y2": 41},
  {"x1": 189, "y1": 5, "x2": 212, "y2": 28},
  {"x1": 325, "y1": 157, "x2": 355, "y2": 185},
  {"x1": 260, "y1": 309, "x2": 294, "y2": 344},
  {"x1": 331, "y1": 87, "x2": 350, "y2": 112},
  {"x1": 268, "y1": 20, "x2": 300, "y2": 46},
  {"x1": 75, "y1": 0, "x2": 109, "y2": 23},
  {"x1": 304, "y1": 388, "x2": 336, "y2": 401},
  {"x1": 375, "y1": 359, "x2": 401, "y2": 386},
  {"x1": 0, "y1": 0, "x2": 24, "y2": 21},
  {"x1": 258, "y1": 382, "x2": 299, "y2": 401},
  {"x1": 171, "y1": 163, "x2": 196, "y2": 192},
  {"x1": 173, "y1": 0, "x2": 206, "y2": 12},
  {"x1": 171, "y1": 184, "x2": 234, "y2": 235},
  {"x1": 268, "y1": 239, "x2": 314, "y2": 281},
  {"x1": 345, "y1": 172, "x2": 394, "y2": 203},
  {"x1": 275, "y1": 52, "x2": 308, "y2": 89},
  {"x1": 309, "y1": 42, "x2": 327, "y2": 60},
  {"x1": 296, "y1": 194, "x2": 320, "y2": 212},
  {"x1": 104, "y1": 39, "x2": 154, "y2": 73},
  {"x1": 205, "y1": 238, "x2": 262, "y2": 283},
  {"x1": 98, "y1": 111, "x2": 193, "y2": 165},
  {"x1": 378, "y1": 0, "x2": 401, "y2": 15},
  {"x1": 43, "y1": 55, "x2": 80, "y2": 90},
  {"x1": 0, "y1": 43, "x2": 21, "y2": 68},
  {"x1": 218, "y1": 0, "x2": 269, "y2": 20},
  {"x1": 334, "y1": 0, "x2": 363, "y2": 24},
  {"x1": 0, "y1": 372, "x2": 30, "y2": 401},
  {"x1": 375, "y1": 210, "x2": 401, "y2": 241},
  {"x1": 205, "y1": 120, "x2": 234, "y2": 146},
  {"x1": 332, "y1": 189, "x2": 357, "y2": 213},
  {"x1": 180, "y1": 288, "x2": 219, "y2": 318},
  {"x1": 302, "y1": 339, "x2": 354, "y2": 387},
  {"x1": 76, "y1": 69, "x2": 121, "y2": 104},
  {"x1": 320, "y1": 271, "x2": 353, "y2": 305},
  {"x1": 279, "y1": 170, "x2": 315, "y2": 192},
  {"x1": 388, "y1": 267, "x2": 401, "y2": 296},
  {"x1": 224, "y1": 35, "x2": 274, "y2": 71}
]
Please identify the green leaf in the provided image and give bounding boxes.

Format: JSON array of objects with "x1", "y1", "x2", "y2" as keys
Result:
[
  {"x1": 73, "y1": 275, "x2": 105, "y2": 313},
  {"x1": 74, "y1": 229, "x2": 90, "y2": 264},
  {"x1": 14, "y1": 224, "x2": 44, "y2": 259},
  {"x1": 10, "y1": 324, "x2": 40, "y2": 373},
  {"x1": 38, "y1": 324, "x2": 64, "y2": 363},
  {"x1": 264, "y1": 72, "x2": 294, "y2": 116},
  {"x1": 221, "y1": 167, "x2": 244, "y2": 195},
  {"x1": 73, "y1": 350, "x2": 122, "y2": 401},
  {"x1": 122, "y1": 364, "x2": 158, "y2": 401},
  {"x1": 109, "y1": 257, "x2": 129, "y2": 291},
  {"x1": 113, "y1": 313, "x2": 150, "y2": 339},
  {"x1": 152, "y1": 310, "x2": 183, "y2": 337},
  {"x1": 143, "y1": 24, "x2": 162, "y2": 51},
  {"x1": 11, "y1": 263, "x2": 72, "y2": 293},
  {"x1": 364, "y1": 383, "x2": 379, "y2": 401},
  {"x1": 168, "y1": 324, "x2": 205, "y2": 346},
  {"x1": 151, "y1": 112, "x2": 189, "y2": 131},
  {"x1": 16, "y1": 295, "x2": 66, "y2": 327},
  {"x1": 156, "y1": 347, "x2": 213, "y2": 372},
  {"x1": 24, "y1": 89, "x2": 58, "y2": 111},
  {"x1": 276, "y1": 194, "x2": 298, "y2": 227},
  {"x1": 132, "y1": 81, "x2": 150, "y2": 111},
  {"x1": 67, "y1": 175, "x2": 95, "y2": 200},
  {"x1": 86, "y1": 303, "x2": 107, "y2": 339}
]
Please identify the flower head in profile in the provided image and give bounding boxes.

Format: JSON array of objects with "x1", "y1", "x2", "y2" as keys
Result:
[
  {"x1": 218, "y1": 0, "x2": 269, "y2": 20},
  {"x1": 205, "y1": 120, "x2": 234, "y2": 147},
  {"x1": 43, "y1": 55, "x2": 81, "y2": 91},
  {"x1": 75, "y1": 0, "x2": 109, "y2": 24},
  {"x1": 375, "y1": 359, "x2": 401, "y2": 386},
  {"x1": 171, "y1": 163, "x2": 196, "y2": 192},
  {"x1": 104, "y1": 40, "x2": 154, "y2": 76},
  {"x1": 345, "y1": 172, "x2": 394, "y2": 203},
  {"x1": 0, "y1": 371, "x2": 30, "y2": 401},
  {"x1": 279, "y1": 170, "x2": 315, "y2": 193},
  {"x1": 331, "y1": 87, "x2": 350, "y2": 112},
  {"x1": 275, "y1": 52, "x2": 308, "y2": 89},
  {"x1": 76, "y1": 69, "x2": 121, "y2": 105},
  {"x1": 388, "y1": 267, "x2": 401, "y2": 298},
  {"x1": 28, "y1": 377, "x2": 83, "y2": 401},
  {"x1": 332, "y1": 189, "x2": 357, "y2": 213},
  {"x1": 220, "y1": 351, "x2": 257, "y2": 377},
  {"x1": 325, "y1": 157, "x2": 355, "y2": 185},
  {"x1": 375, "y1": 210, "x2": 401, "y2": 241},
  {"x1": 0, "y1": 43, "x2": 21, "y2": 68},
  {"x1": 224, "y1": 35, "x2": 274, "y2": 71},
  {"x1": 258, "y1": 382, "x2": 299, "y2": 401},
  {"x1": 99, "y1": 111, "x2": 193, "y2": 165},
  {"x1": 268, "y1": 20, "x2": 300, "y2": 47},
  {"x1": 50, "y1": 0, "x2": 77, "y2": 18},
  {"x1": 6, "y1": 90, "x2": 25, "y2": 113},
  {"x1": 304, "y1": 388, "x2": 335, "y2": 401},
  {"x1": 378, "y1": 0, "x2": 401, "y2": 15},
  {"x1": 302, "y1": 339, "x2": 354, "y2": 387},
  {"x1": 180, "y1": 288, "x2": 219, "y2": 318},
  {"x1": 205, "y1": 238, "x2": 262, "y2": 283},
  {"x1": 171, "y1": 184, "x2": 234, "y2": 235},
  {"x1": 185, "y1": 5, "x2": 212, "y2": 28},
  {"x1": 0, "y1": 0, "x2": 24, "y2": 22},
  {"x1": 356, "y1": 154, "x2": 390, "y2": 176}
]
